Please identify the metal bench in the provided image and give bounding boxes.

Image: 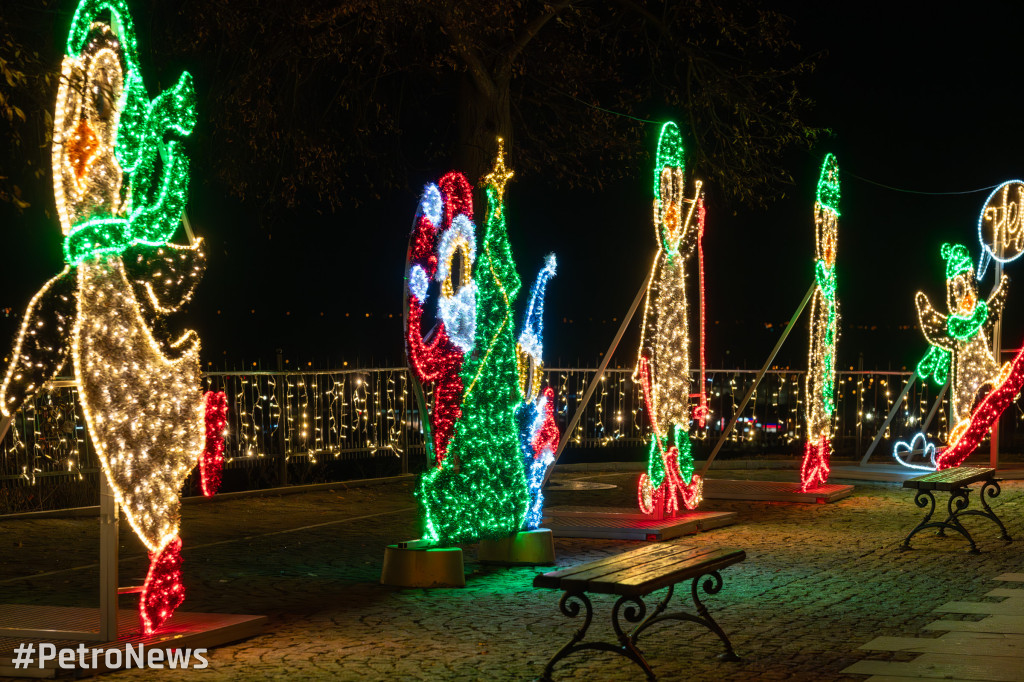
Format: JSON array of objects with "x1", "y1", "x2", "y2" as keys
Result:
[
  {"x1": 533, "y1": 543, "x2": 744, "y2": 680},
  {"x1": 901, "y1": 466, "x2": 1011, "y2": 553}
]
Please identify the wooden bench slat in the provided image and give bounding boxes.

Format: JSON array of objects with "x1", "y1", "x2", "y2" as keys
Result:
[
  {"x1": 532, "y1": 543, "x2": 690, "y2": 589},
  {"x1": 609, "y1": 553, "x2": 747, "y2": 597},
  {"x1": 614, "y1": 548, "x2": 745, "y2": 588},
  {"x1": 904, "y1": 467, "x2": 994, "y2": 490},
  {"x1": 555, "y1": 545, "x2": 721, "y2": 593},
  {"x1": 579, "y1": 546, "x2": 728, "y2": 588},
  {"x1": 537, "y1": 544, "x2": 694, "y2": 587}
]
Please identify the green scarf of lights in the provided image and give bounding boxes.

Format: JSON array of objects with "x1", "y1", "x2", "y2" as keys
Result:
[
  {"x1": 947, "y1": 300, "x2": 988, "y2": 340},
  {"x1": 418, "y1": 185, "x2": 530, "y2": 545},
  {"x1": 62, "y1": 0, "x2": 196, "y2": 266}
]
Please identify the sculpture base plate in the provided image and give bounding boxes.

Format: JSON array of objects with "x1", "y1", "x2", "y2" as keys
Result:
[
  {"x1": 478, "y1": 529, "x2": 556, "y2": 565},
  {"x1": 380, "y1": 544, "x2": 465, "y2": 588}
]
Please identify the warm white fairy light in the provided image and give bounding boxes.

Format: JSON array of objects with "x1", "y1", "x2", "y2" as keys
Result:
[
  {"x1": 801, "y1": 154, "x2": 840, "y2": 490},
  {"x1": 634, "y1": 121, "x2": 705, "y2": 514},
  {"x1": 52, "y1": 36, "x2": 126, "y2": 238},
  {"x1": 0, "y1": 0, "x2": 212, "y2": 634},
  {"x1": 916, "y1": 242, "x2": 1008, "y2": 447},
  {"x1": 0, "y1": 267, "x2": 76, "y2": 418},
  {"x1": 72, "y1": 258, "x2": 204, "y2": 552}
]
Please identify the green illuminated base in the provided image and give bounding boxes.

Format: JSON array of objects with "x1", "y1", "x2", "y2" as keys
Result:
[
  {"x1": 380, "y1": 544, "x2": 465, "y2": 588},
  {"x1": 478, "y1": 528, "x2": 556, "y2": 565}
]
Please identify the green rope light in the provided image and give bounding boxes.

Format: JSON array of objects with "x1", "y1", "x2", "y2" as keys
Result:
[
  {"x1": 653, "y1": 121, "x2": 687, "y2": 258},
  {"x1": 917, "y1": 345, "x2": 951, "y2": 386},
  {"x1": 61, "y1": 0, "x2": 196, "y2": 266},
  {"x1": 947, "y1": 300, "x2": 988, "y2": 340},
  {"x1": 418, "y1": 172, "x2": 530, "y2": 545},
  {"x1": 816, "y1": 153, "x2": 840, "y2": 215}
]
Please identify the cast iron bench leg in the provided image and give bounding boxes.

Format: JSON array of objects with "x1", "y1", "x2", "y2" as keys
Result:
[
  {"x1": 950, "y1": 479, "x2": 1013, "y2": 543},
  {"x1": 904, "y1": 487, "x2": 985, "y2": 553},
  {"x1": 541, "y1": 592, "x2": 655, "y2": 681},
  {"x1": 628, "y1": 572, "x2": 741, "y2": 662},
  {"x1": 900, "y1": 488, "x2": 938, "y2": 551}
]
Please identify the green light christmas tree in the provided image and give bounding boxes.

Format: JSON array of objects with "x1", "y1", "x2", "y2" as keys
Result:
[{"x1": 418, "y1": 140, "x2": 531, "y2": 544}]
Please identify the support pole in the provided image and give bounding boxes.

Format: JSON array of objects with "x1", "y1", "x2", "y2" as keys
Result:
[
  {"x1": 696, "y1": 282, "x2": 815, "y2": 479},
  {"x1": 920, "y1": 382, "x2": 948, "y2": 434},
  {"x1": 990, "y1": 260, "x2": 1003, "y2": 468},
  {"x1": 99, "y1": 474, "x2": 119, "y2": 641},
  {"x1": 858, "y1": 374, "x2": 916, "y2": 466},
  {"x1": 542, "y1": 269, "x2": 653, "y2": 486}
]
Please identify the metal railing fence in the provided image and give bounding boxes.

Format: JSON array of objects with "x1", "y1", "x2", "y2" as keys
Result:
[{"x1": 3, "y1": 367, "x2": 1021, "y2": 512}]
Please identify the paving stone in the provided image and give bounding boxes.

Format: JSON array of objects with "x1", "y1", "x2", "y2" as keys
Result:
[{"x1": 1, "y1": 472, "x2": 1022, "y2": 680}]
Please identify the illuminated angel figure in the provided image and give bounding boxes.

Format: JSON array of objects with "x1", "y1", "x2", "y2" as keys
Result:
[
  {"x1": 801, "y1": 154, "x2": 840, "y2": 491},
  {"x1": 515, "y1": 254, "x2": 559, "y2": 529},
  {"x1": 405, "y1": 174, "x2": 477, "y2": 465},
  {"x1": 634, "y1": 121, "x2": 706, "y2": 516},
  {"x1": 0, "y1": 0, "x2": 224, "y2": 634},
  {"x1": 916, "y1": 242, "x2": 1009, "y2": 456}
]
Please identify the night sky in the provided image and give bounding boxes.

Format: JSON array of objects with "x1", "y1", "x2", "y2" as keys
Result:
[{"x1": 3, "y1": 3, "x2": 1024, "y2": 373}]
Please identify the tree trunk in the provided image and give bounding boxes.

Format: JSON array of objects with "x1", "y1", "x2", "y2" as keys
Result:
[{"x1": 453, "y1": 71, "x2": 513, "y2": 183}]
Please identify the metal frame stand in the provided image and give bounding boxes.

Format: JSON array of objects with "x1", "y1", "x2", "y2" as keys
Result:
[
  {"x1": 541, "y1": 572, "x2": 739, "y2": 681},
  {"x1": 901, "y1": 479, "x2": 1011, "y2": 554},
  {"x1": 696, "y1": 283, "x2": 816, "y2": 478},
  {"x1": 860, "y1": 380, "x2": 948, "y2": 467},
  {"x1": 542, "y1": 269, "x2": 653, "y2": 487},
  {"x1": 0, "y1": 474, "x2": 119, "y2": 641},
  {"x1": 0, "y1": 379, "x2": 120, "y2": 641}
]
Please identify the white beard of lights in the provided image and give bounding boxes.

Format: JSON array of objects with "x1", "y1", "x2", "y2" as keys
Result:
[
  {"x1": 437, "y1": 282, "x2": 477, "y2": 353},
  {"x1": 649, "y1": 256, "x2": 691, "y2": 429}
]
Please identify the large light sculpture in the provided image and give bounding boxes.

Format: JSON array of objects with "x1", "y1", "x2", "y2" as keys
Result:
[
  {"x1": 914, "y1": 242, "x2": 1010, "y2": 468},
  {"x1": 634, "y1": 121, "x2": 706, "y2": 516},
  {"x1": 0, "y1": 0, "x2": 224, "y2": 634},
  {"x1": 415, "y1": 141, "x2": 532, "y2": 544},
  {"x1": 801, "y1": 154, "x2": 840, "y2": 490}
]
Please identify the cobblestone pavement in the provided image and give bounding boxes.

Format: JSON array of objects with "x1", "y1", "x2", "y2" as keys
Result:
[{"x1": 2, "y1": 466, "x2": 1024, "y2": 681}]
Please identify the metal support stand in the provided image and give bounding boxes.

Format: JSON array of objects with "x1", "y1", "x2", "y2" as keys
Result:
[
  {"x1": 901, "y1": 479, "x2": 1011, "y2": 554},
  {"x1": 542, "y1": 269, "x2": 653, "y2": 487},
  {"x1": 540, "y1": 572, "x2": 739, "y2": 681},
  {"x1": 0, "y1": 380, "x2": 118, "y2": 642},
  {"x1": 990, "y1": 261, "x2": 1003, "y2": 469},
  {"x1": 697, "y1": 283, "x2": 815, "y2": 478},
  {"x1": 98, "y1": 475, "x2": 119, "y2": 641},
  {"x1": 921, "y1": 383, "x2": 948, "y2": 435},
  {"x1": 859, "y1": 375, "x2": 917, "y2": 466}
]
